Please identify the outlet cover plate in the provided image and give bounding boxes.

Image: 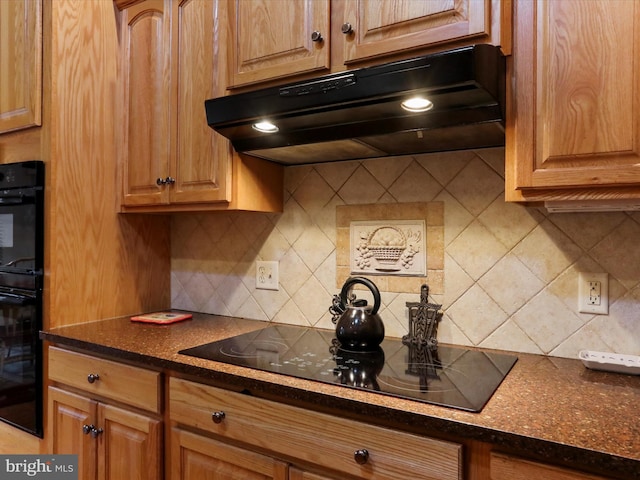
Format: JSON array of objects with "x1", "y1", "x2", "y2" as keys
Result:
[
  {"x1": 578, "y1": 272, "x2": 608, "y2": 314},
  {"x1": 256, "y1": 261, "x2": 279, "y2": 291}
]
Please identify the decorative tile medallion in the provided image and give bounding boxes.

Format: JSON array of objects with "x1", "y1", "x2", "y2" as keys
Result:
[
  {"x1": 336, "y1": 202, "x2": 444, "y2": 294},
  {"x1": 350, "y1": 220, "x2": 426, "y2": 276}
]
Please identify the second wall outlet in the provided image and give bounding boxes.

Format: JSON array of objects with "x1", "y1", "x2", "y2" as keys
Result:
[
  {"x1": 578, "y1": 272, "x2": 609, "y2": 314},
  {"x1": 256, "y1": 261, "x2": 279, "y2": 290}
]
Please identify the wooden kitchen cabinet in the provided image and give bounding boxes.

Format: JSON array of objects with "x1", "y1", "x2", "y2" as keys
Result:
[
  {"x1": 169, "y1": 377, "x2": 462, "y2": 480},
  {"x1": 490, "y1": 452, "x2": 611, "y2": 480},
  {"x1": 47, "y1": 347, "x2": 162, "y2": 480},
  {"x1": 505, "y1": 0, "x2": 640, "y2": 204},
  {"x1": 0, "y1": 0, "x2": 42, "y2": 133},
  {"x1": 170, "y1": 428, "x2": 288, "y2": 480},
  {"x1": 117, "y1": 0, "x2": 283, "y2": 212},
  {"x1": 225, "y1": 0, "x2": 509, "y2": 89}
]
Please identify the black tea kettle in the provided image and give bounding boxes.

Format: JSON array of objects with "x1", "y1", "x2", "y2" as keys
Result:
[{"x1": 331, "y1": 277, "x2": 385, "y2": 351}]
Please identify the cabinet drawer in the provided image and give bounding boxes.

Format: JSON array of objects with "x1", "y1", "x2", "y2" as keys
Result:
[
  {"x1": 49, "y1": 346, "x2": 161, "y2": 413},
  {"x1": 170, "y1": 377, "x2": 462, "y2": 480}
]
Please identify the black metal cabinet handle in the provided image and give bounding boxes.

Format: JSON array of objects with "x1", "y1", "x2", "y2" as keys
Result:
[
  {"x1": 354, "y1": 449, "x2": 369, "y2": 465},
  {"x1": 82, "y1": 424, "x2": 94, "y2": 435},
  {"x1": 90, "y1": 427, "x2": 104, "y2": 438},
  {"x1": 311, "y1": 31, "x2": 323, "y2": 42},
  {"x1": 341, "y1": 22, "x2": 353, "y2": 34},
  {"x1": 165, "y1": 176, "x2": 176, "y2": 185},
  {"x1": 156, "y1": 177, "x2": 166, "y2": 186},
  {"x1": 87, "y1": 373, "x2": 100, "y2": 384},
  {"x1": 211, "y1": 411, "x2": 226, "y2": 424}
]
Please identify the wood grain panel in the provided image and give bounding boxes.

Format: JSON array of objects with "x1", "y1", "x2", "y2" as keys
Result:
[
  {"x1": 343, "y1": 0, "x2": 490, "y2": 63},
  {"x1": 170, "y1": 378, "x2": 462, "y2": 480},
  {"x1": 0, "y1": 0, "x2": 42, "y2": 133},
  {"x1": 227, "y1": 0, "x2": 330, "y2": 87},
  {"x1": 506, "y1": 0, "x2": 640, "y2": 200},
  {"x1": 46, "y1": 0, "x2": 170, "y2": 327},
  {"x1": 49, "y1": 347, "x2": 161, "y2": 413},
  {"x1": 171, "y1": 428, "x2": 288, "y2": 480},
  {"x1": 490, "y1": 452, "x2": 610, "y2": 480},
  {"x1": 98, "y1": 403, "x2": 162, "y2": 480},
  {"x1": 170, "y1": 0, "x2": 231, "y2": 204}
]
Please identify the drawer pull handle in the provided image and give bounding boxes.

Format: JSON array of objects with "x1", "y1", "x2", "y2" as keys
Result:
[
  {"x1": 87, "y1": 373, "x2": 100, "y2": 384},
  {"x1": 82, "y1": 424, "x2": 94, "y2": 435},
  {"x1": 354, "y1": 449, "x2": 369, "y2": 465},
  {"x1": 211, "y1": 411, "x2": 226, "y2": 424},
  {"x1": 90, "y1": 427, "x2": 104, "y2": 438}
]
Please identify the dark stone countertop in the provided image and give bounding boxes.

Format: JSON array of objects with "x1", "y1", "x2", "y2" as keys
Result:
[{"x1": 41, "y1": 312, "x2": 640, "y2": 479}]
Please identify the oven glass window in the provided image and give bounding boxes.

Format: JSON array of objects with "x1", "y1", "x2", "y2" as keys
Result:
[
  {"x1": 0, "y1": 292, "x2": 40, "y2": 434},
  {"x1": 0, "y1": 194, "x2": 39, "y2": 272}
]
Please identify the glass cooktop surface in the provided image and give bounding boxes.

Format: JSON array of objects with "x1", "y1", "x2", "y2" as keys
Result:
[{"x1": 179, "y1": 324, "x2": 517, "y2": 412}]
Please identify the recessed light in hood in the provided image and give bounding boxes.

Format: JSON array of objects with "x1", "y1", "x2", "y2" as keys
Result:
[{"x1": 205, "y1": 44, "x2": 505, "y2": 165}]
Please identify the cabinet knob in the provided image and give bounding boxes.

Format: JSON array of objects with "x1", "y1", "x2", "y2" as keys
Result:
[
  {"x1": 211, "y1": 411, "x2": 226, "y2": 424},
  {"x1": 354, "y1": 449, "x2": 369, "y2": 465},
  {"x1": 90, "y1": 427, "x2": 104, "y2": 438},
  {"x1": 156, "y1": 177, "x2": 167, "y2": 186},
  {"x1": 341, "y1": 22, "x2": 353, "y2": 34},
  {"x1": 165, "y1": 176, "x2": 176, "y2": 185},
  {"x1": 82, "y1": 424, "x2": 94, "y2": 435},
  {"x1": 311, "y1": 31, "x2": 323, "y2": 42},
  {"x1": 87, "y1": 373, "x2": 100, "y2": 384}
]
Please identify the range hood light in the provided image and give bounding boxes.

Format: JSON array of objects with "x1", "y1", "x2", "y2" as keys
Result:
[
  {"x1": 401, "y1": 97, "x2": 434, "y2": 113},
  {"x1": 252, "y1": 121, "x2": 279, "y2": 133}
]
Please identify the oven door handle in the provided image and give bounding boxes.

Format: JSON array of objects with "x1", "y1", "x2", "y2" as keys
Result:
[
  {"x1": 0, "y1": 194, "x2": 35, "y2": 205},
  {"x1": 0, "y1": 293, "x2": 35, "y2": 306}
]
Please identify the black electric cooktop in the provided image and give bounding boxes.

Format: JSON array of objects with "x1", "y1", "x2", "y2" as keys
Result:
[{"x1": 179, "y1": 324, "x2": 517, "y2": 412}]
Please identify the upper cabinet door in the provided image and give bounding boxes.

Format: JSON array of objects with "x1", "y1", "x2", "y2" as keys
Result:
[
  {"x1": 342, "y1": 0, "x2": 492, "y2": 63},
  {"x1": 507, "y1": 0, "x2": 640, "y2": 200},
  {"x1": 0, "y1": 0, "x2": 42, "y2": 134},
  {"x1": 119, "y1": 0, "x2": 172, "y2": 207},
  {"x1": 226, "y1": 0, "x2": 331, "y2": 88},
  {"x1": 169, "y1": 0, "x2": 231, "y2": 205}
]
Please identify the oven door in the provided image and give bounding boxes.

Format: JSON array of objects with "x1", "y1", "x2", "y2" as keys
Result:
[
  {"x1": 0, "y1": 186, "x2": 44, "y2": 275},
  {"x1": 0, "y1": 287, "x2": 42, "y2": 436}
]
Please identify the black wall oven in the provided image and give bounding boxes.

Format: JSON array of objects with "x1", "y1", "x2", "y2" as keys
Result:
[{"x1": 0, "y1": 161, "x2": 44, "y2": 437}]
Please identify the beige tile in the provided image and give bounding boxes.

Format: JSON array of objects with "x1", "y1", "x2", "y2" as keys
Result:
[
  {"x1": 257, "y1": 227, "x2": 291, "y2": 262},
  {"x1": 448, "y1": 220, "x2": 508, "y2": 280},
  {"x1": 446, "y1": 285, "x2": 507, "y2": 344},
  {"x1": 443, "y1": 254, "x2": 474, "y2": 307},
  {"x1": 388, "y1": 161, "x2": 442, "y2": 202},
  {"x1": 548, "y1": 211, "x2": 626, "y2": 250},
  {"x1": 275, "y1": 197, "x2": 312, "y2": 245},
  {"x1": 415, "y1": 150, "x2": 474, "y2": 186},
  {"x1": 511, "y1": 292, "x2": 583, "y2": 354},
  {"x1": 435, "y1": 189, "x2": 473, "y2": 246},
  {"x1": 363, "y1": 156, "x2": 413, "y2": 188},
  {"x1": 279, "y1": 249, "x2": 312, "y2": 296},
  {"x1": 426, "y1": 226, "x2": 444, "y2": 269},
  {"x1": 293, "y1": 224, "x2": 334, "y2": 272},
  {"x1": 480, "y1": 321, "x2": 543, "y2": 354},
  {"x1": 284, "y1": 164, "x2": 313, "y2": 195},
  {"x1": 479, "y1": 254, "x2": 544, "y2": 315},
  {"x1": 437, "y1": 314, "x2": 473, "y2": 346},
  {"x1": 478, "y1": 198, "x2": 543, "y2": 249},
  {"x1": 590, "y1": 218, "x2": 640, "y2": 290},
  {"x1": 474, "y1": 147, "x2": 505, "y2": 178},
  {"x1": 315, "y1": 160, "x2": 359, "y2": 191},
  {"x1": 273, "y1": 299, "x2": 311, "y2": 327},
  {"x1": 550, "y1": 323, "x2": 613, "y2": 359},
  {"x1": 335, "y1": 228, "x2": 350, "y2": 266},
  {"x1": 292, "y1": 276, "x2": 332, "y2": 324},
  {"x1": 292, "y1": 169, "x2": 335, "y2": 215},
  {"x1": 338, "y1": 165, "x2": 386, "y2": 204},
  {"x1": 446, "y1": 156, "x2": 504, "y2": 216},
  {"x1": 513, "y1": 221, "x2": 583, "y2": 284},
  {"x1": 253, "y1": 287, "x2": 290, "y2": 319}
]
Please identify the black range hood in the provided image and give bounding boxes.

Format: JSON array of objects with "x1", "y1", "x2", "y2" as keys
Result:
[{"x1": 205, "y1": 44, "x2": 505, "y2": 165}]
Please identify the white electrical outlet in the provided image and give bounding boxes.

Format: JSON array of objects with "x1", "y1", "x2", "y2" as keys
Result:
[
  {"x1": 256, "y1": 261, "x2": 279, "y2": 290},
  {"x1": 578, "y1": 272, "x2": 609, "y2": 314}
]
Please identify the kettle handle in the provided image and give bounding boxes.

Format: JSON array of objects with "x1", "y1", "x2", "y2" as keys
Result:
[{"x1": 340, "y1": 277, "x2": 381, "y2": 315}]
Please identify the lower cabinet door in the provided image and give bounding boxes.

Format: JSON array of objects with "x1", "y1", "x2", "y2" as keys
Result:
[
  {"x1": 170, "y1": 428, "x2": 288, "y2": 480},
  {"x1": 97, "y1": 403, "x2": 162, "y2": 480},
  {"x1": 289, "y1": 467, "x2": 340, "y2": 480},
  {"x1": 48, "y1": 387, "x2": 97, "y2": 480}
]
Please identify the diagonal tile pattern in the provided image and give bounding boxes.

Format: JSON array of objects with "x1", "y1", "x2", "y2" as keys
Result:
[{"x1": 171, "y1": 148, "x2": 640, "y2": 359}]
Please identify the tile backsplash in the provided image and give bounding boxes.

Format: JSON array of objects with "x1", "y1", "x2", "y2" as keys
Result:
[{"x1": 171, "y1": 148, "x2": 640, "y2": 359}]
